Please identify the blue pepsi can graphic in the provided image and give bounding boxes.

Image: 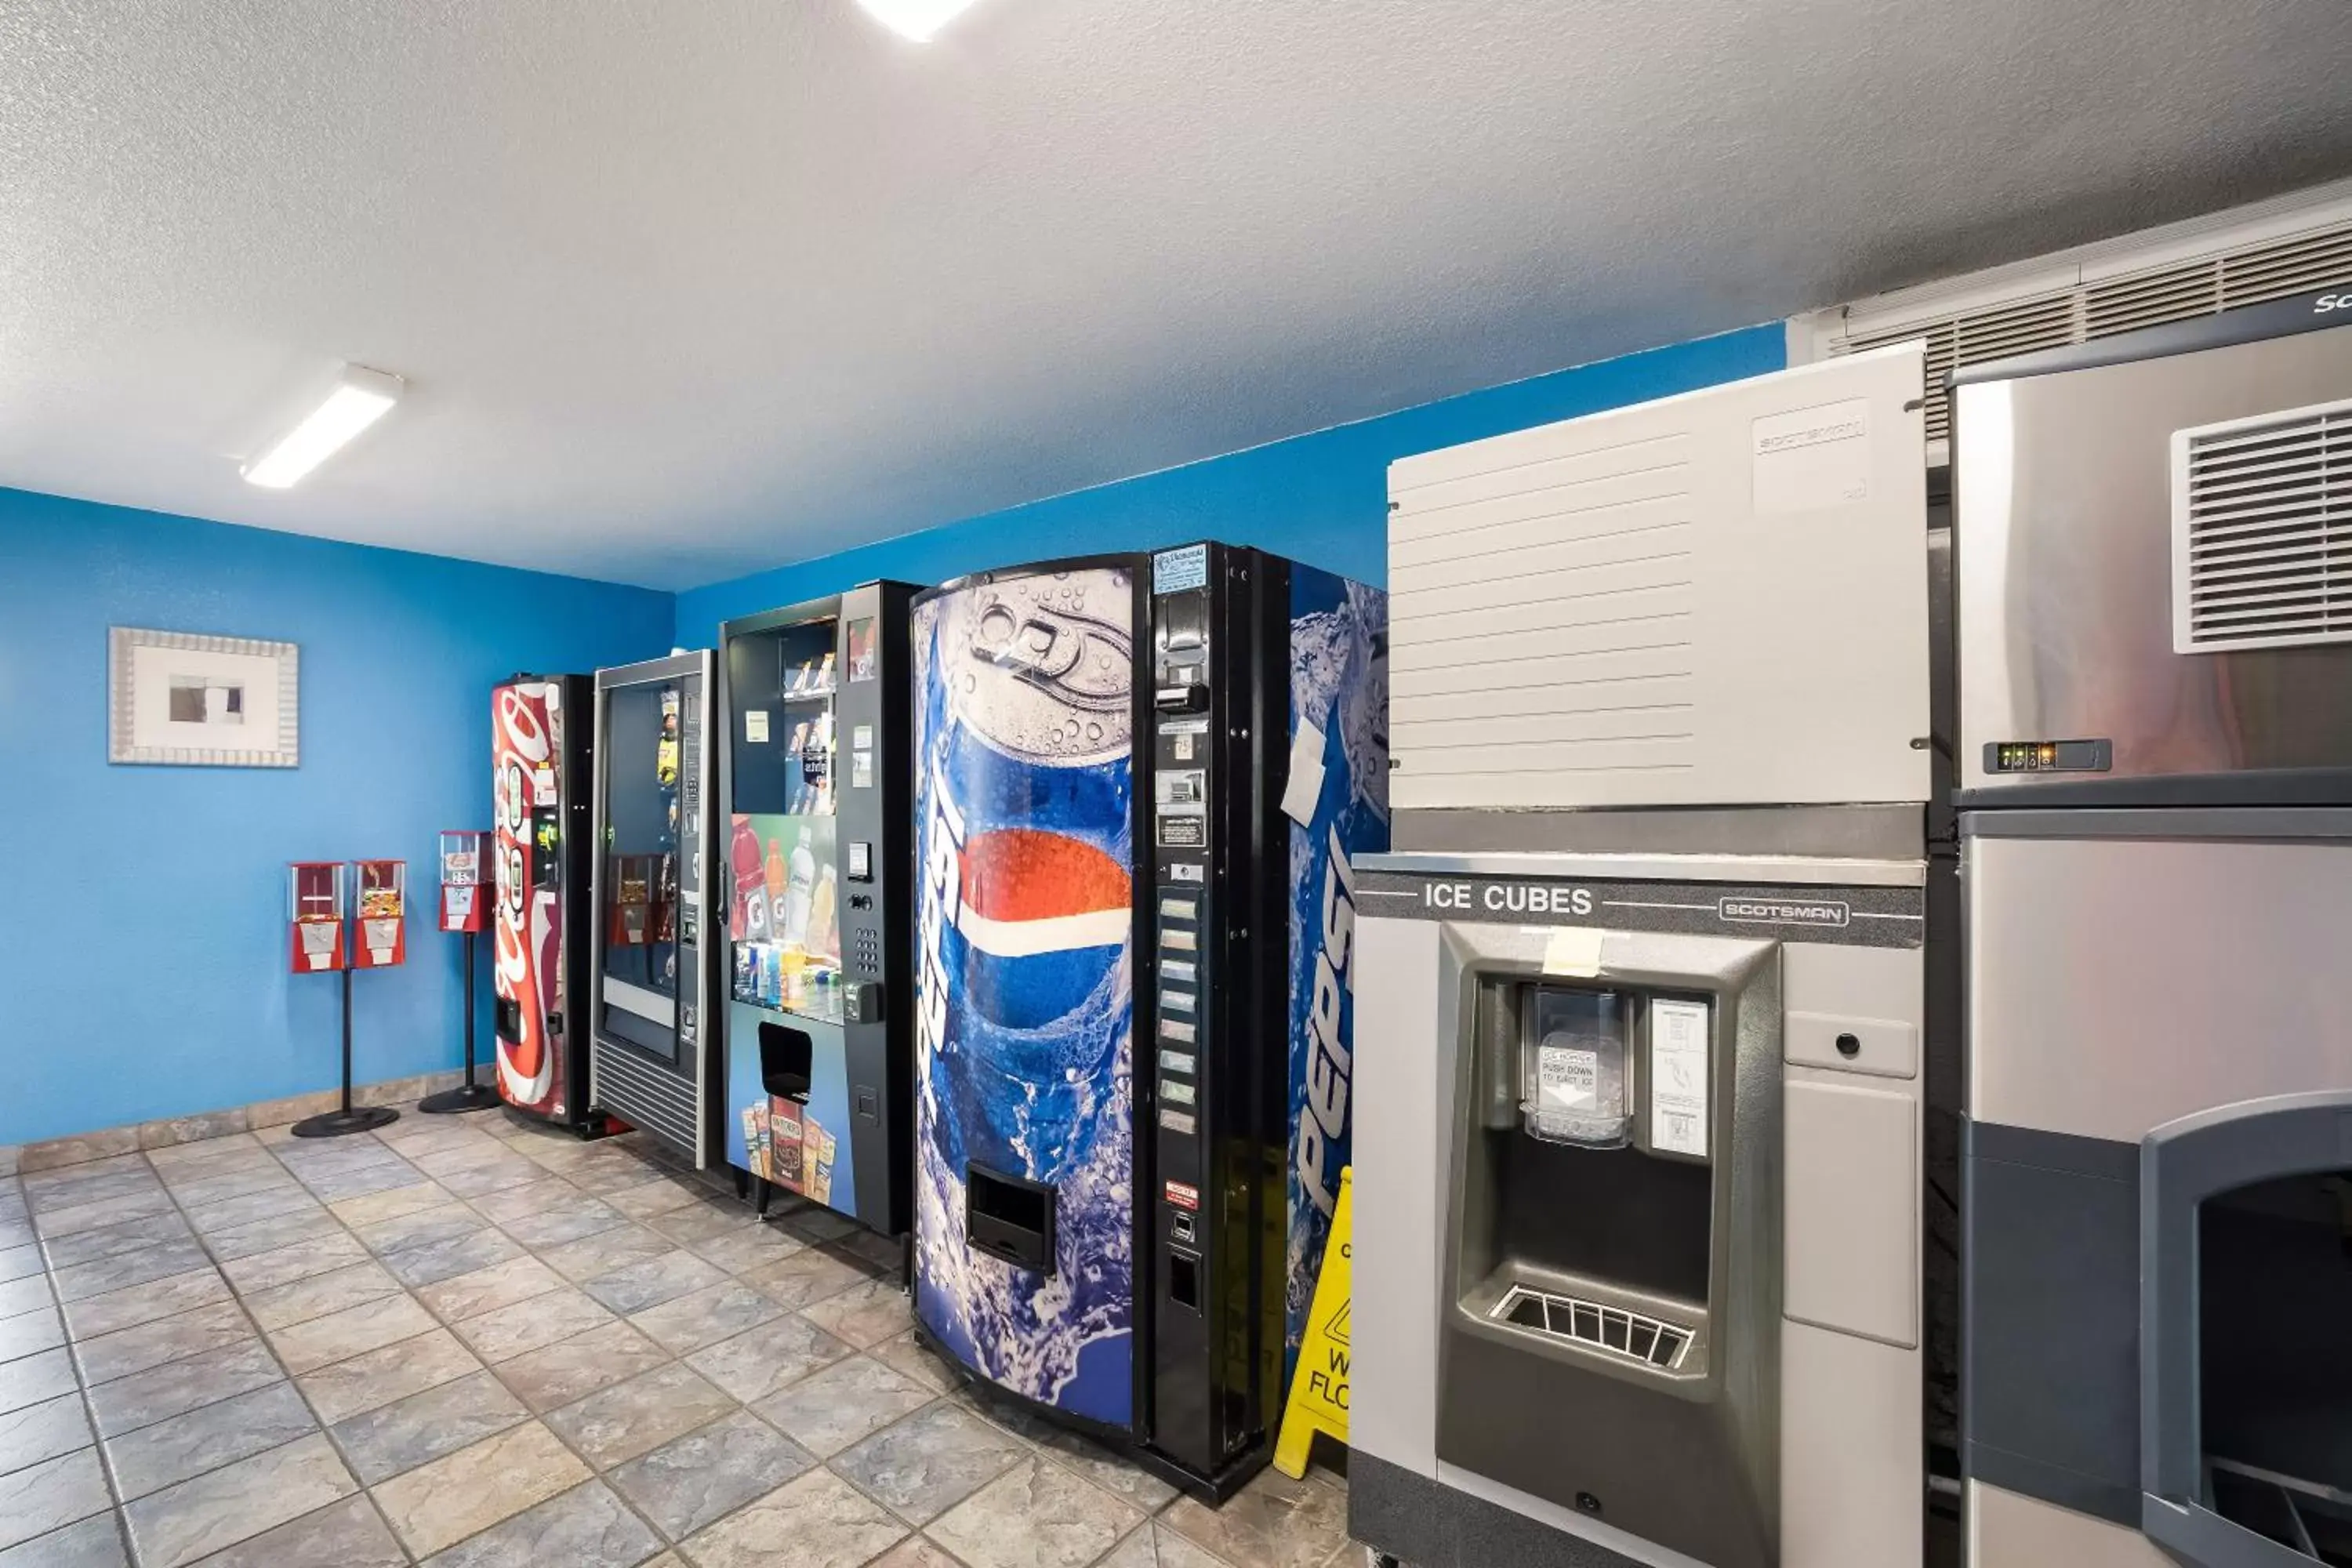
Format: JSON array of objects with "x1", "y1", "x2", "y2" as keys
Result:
[
  {"x1": 1284, "y1": 568, "x2": 1389, "y2": 1379},
  {"x1": 911, "y1": 565, "x2": 1138, "y2": 1428}
]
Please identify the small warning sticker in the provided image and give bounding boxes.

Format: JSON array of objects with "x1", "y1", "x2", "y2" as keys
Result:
[{"x1": 1164, "y1": 1181, "x2": 1200, "y2": 1212}]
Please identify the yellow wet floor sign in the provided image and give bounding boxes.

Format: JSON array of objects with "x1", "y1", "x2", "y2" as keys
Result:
[{"x1": 1275, "y1": 1165, "x2": 1352, "y2": 1478}]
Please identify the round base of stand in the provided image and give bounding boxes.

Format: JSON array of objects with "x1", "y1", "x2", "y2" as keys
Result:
[
  {"x1": 290, "y1": 1105, "x2": 401, "y2": 1138},
  {"x1": 417, "y1": 1083, "x2": 503, "y2": 1116}
]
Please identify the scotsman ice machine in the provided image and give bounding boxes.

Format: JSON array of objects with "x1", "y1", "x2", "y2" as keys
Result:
[
  {"x1": 588, "y1": 652, "x2": 718, "y2": 1165},
  {"x1": 908, "y1": 546, "x2": 1388, "y2": 1496},
  {"x1": 1351, "y1": 345, "x2": 1939, "y2": 1568},
  {"x1": 718, "y1": 584, "x2": 918, "y2": 1236},
  {"x1": 1954, "y1": 292, "x2": 2352, "y2": 1568}
]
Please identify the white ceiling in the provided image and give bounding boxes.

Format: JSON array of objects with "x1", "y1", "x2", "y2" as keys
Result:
[{"x1": 5, "y1": 2, "x2": 2351, "y2": 590}]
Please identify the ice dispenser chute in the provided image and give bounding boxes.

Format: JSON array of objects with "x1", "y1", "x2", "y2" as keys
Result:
[{"x1": 1440, "y1": 935, "x2": 1782, "y2": 1568}]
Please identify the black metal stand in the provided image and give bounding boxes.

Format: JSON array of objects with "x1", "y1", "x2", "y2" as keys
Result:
[
  {"x1": 292, "y1": 967, "x2": 401, "y2": 1138},
  {"x1": 420, "y1": 932, "x2": 501, "y2": 1115}
]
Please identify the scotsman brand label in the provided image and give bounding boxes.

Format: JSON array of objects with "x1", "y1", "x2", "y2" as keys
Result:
[
  {"x1": 1357, "y1": 870, "x2": 1922, "y2": 949},
  {"x1": 1719, "y1": 896, "x2": 1848, "y2": 927}
]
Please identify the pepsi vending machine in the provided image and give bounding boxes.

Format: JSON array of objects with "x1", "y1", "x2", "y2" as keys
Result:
[
  {"x1": 491, "y1": 673, "x2": 601, "y2": 1132},
  {"x1": 911, "y1": 546, "x2": 1387, "y2": 1496},
  {"x1": 719, "y1": 583, "x2": 919, "y2": 1236}
]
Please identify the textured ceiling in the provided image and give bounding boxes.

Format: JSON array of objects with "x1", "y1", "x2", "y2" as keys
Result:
[{"x1": 4, "y1": 2, "x2": 2351, "y2": 590}]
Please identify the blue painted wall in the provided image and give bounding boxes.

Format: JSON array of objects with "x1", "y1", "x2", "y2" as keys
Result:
[
  {"x1": 0, "y1": 489, "x2": 674, "y2": 1145},
  {"x1": 676, "y1": 325, "x2": 1785, "y2": 639}
]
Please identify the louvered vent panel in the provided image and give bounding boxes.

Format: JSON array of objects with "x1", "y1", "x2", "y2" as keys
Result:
[
  {"x1": 2084, "y1": 260, "x2": 2220, "y2": 339},
  {"x1": 2173, "y1": 401, "x2": 2352, "y2": 653},
  {"x1": 1837, "y1": 321, "x2": 1956, "y2": 444},
  {"x1": 1828, "y1": 216, "x2": 2352, "y2": 463},
  {"x1": 2221, "y1": 227, "x2": 2352, "y2": 310}
]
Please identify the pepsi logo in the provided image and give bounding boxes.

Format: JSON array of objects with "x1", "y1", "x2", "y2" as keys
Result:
[{"x1": 955, "y1": 828, "x2": 1131, "y2": 1030}]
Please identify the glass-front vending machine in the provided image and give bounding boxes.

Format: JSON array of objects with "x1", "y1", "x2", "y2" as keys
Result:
[
  {"x1": 590, "y1": 652, "x2": 718, "y2": 1166},
  {"x1": 719, "y1": 583, "x2": 918, "y2": 1236}
]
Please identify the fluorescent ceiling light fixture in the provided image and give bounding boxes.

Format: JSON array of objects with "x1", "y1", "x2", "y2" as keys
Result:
[
  {"x1": 856, "y1": 0, "x2": 984, "y2": 42},
  {"x1": 242, "y1": 365, "x2": 403, "y2": 489}
]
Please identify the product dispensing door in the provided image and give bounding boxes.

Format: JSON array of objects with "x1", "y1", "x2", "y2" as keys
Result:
[
  {"x1": 588, "y1": 651, "x2": 717, "y2": 1166},
  {"x1": 1440, "y1": 927, "x2": 1783, "y2": 1568}
]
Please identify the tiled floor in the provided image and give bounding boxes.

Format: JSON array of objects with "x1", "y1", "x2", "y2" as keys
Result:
[{"x1": 0, "y1": 1110, "x2": 1359, "y2": 1567}]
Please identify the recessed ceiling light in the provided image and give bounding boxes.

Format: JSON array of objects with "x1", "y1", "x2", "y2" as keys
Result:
[
  {"x1": 242, "y1": 365, "x2": 403, "y2": 490},
  {"x1": 856, "y1": 0, "x2": 984, "y2": 42}
]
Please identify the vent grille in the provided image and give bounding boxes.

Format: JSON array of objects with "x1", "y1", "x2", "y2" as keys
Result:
[
  {"x1": 1490, "y1": 1285, "x2": 1693, "y2": 1370},
  {"x1": 1829, "y1": 216, "x2": 2352, "y2": 459},
  {"x1": 2173, "y1": 401, "x2": 2352, "y2": 654},
  {"x1": 591, "y1": 1038, "x2": 702, "y2": 1162}
]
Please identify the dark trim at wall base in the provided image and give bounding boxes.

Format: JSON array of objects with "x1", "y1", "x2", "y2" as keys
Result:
[
  {"x1": 2, "y1": 1069, "x2": 472, "y2": 1174},
  {"x1": 1350, "y1": 1454, "x2": 1649, "y2": 1568}
]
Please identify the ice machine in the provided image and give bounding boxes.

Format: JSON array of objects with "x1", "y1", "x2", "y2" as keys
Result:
[
  {"x1": 588, "y1": 652, "x2": 719, "y2": 1165},
  {"x1": 1954, "y1": 290, "x2": 2352, "y2": 1568},
  {"x1": 908, "y1": 546, "x2": 1388, "y2": 1497},
  {"x1": 1352, "y1": 345, "x2": 1939, "y2": 1568},
  {"x1": 718, "y1": 584, "x2": 918, "y2": 1236}
]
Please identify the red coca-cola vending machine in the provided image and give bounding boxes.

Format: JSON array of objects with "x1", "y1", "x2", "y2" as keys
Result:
[{"x1": 491, "y1": 674, "x2": 602, "y2": 1132}]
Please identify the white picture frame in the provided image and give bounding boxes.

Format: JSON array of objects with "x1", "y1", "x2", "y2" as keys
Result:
[{"x1": 108, "y1": 627, "x2": 300, "y2": 768}]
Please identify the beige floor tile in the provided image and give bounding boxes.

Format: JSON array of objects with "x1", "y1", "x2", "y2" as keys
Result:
[
  {"x1": 368, "y1": 1421, "x2": 590, "y2": 1559},
  {"x1": 677, "y1": 1466, "x2": 907, "y2": 1568},
  {"x1": 927, "y1": 1457, "x2": 1144, "y2": 1568},
  {"x1": 292, "y1": 1323, "x2": 479, "y2": 1425}
]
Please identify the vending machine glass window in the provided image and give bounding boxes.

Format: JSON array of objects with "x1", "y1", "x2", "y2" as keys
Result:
[
  {"x1": 728, "y1": 618, "x2": 844, "y2": 1026},
  {"x1": 600, "y1": 679, "x2": 684, "y2": 1062}
]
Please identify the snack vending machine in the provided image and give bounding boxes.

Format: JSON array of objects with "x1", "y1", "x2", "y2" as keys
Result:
[
  {"x1": 909, "y1": 546, "x2": 1388, "y2": 1496},
  {"x1": 719, "y1": 583, "x2": 917, "y2": 1234},
  {"x1": 590, "y1": 652, "x2": 719, "y2": 1167},
  {"x1": 492, "y1": 673, "x2": 601, "y2": 1131}
]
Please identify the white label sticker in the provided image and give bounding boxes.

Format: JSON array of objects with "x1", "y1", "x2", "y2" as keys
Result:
[
  {"x1": 852, "y1": 724, "x2": 873, "y2": 749},
  {"x1": 1753, "y1": 397, "x2": 1872, "y2": 517},
  {"x1": 1153, "y1": 544, "x2": 1210, "y2": 594},
  {"x1": 1539, "y1": 1044, "x2": 1599, "y2": 1113},
  {"x1": 1650, "y1": 998, "x2": 1711, "y2": 1157},
  {"x1": 1541, "y1": 926, "x2": 1605, "y2": 978},
  {"x1": 745, "y1": 710, "x2": 769, "y2": 743},
  {"x1": 1279, "y1": 717, "x2": 1328, "y2": 826}
]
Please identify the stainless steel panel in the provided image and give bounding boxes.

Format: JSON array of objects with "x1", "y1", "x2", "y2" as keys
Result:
[
  {"x1": 1955, "y1": 326, "x2": 2352, "y2": 793},
  {"x1": 1965, "y1": 833, "x2": 2352, "y2": 1142}
]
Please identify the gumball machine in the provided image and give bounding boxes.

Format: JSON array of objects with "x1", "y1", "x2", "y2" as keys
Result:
[
  {"x1": 289, "y1": 860, "x2": 401, "y2": 1139},
  {"x1": 353, "y1": 859, "x2": 407, "y2": 968},
  {"x1": 422, "y1": 833, "x2": 501, "y2": 1114},
  {"x1": 288, "y1": 862, "x2": 347, "y2": 973},
  {"x1": 288, "y1": 865, "x2": 346, "y2": 973}
]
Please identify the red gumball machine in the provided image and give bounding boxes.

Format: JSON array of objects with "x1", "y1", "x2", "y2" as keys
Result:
[
  {"x1": 353, "y1": 860, "x2": 407, "y2": 968},
  {"x1": 437, "y1": 831, "x2": 490, "y2": 934},
  {"x1": 288, "y1": 862, "x2": 347, "y2": 973},
  {"x1": 287, "y1": 860, "x2": 400, "y2": 1139},
  {"x1": 422, "y1": 833, "x2": 502, "y2": 1115}
]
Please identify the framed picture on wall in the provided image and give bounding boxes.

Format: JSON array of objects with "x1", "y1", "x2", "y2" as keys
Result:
[{"x1": 108, "y1": 627, "x2": 300, "y2": 768}]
